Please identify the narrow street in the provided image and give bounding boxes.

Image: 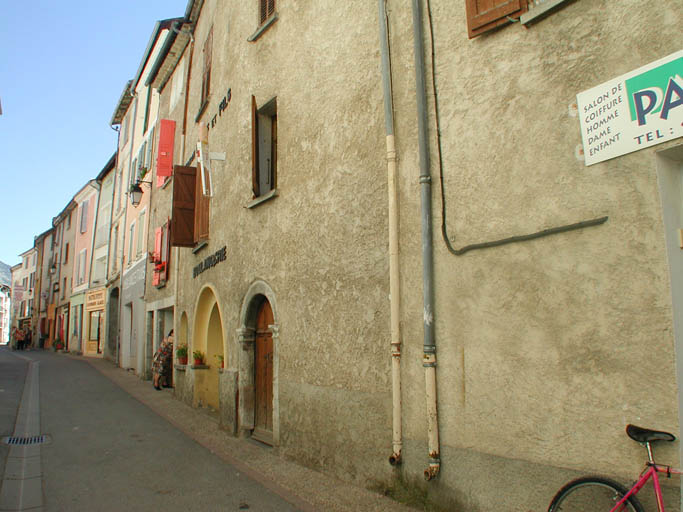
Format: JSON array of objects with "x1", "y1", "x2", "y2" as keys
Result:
[{"x1": 0, "y1": 348, "x2": 409, "y2": 512}]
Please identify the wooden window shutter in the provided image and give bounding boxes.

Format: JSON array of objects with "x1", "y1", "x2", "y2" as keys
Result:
[
  {"x1": 465, "y1": 0, "x2": 527, "y2": 39},
  {"x1": 157, "y1": 119, "x2": 175, "y2": 185},
  {"x1": 154, "y1": 227, "x2": 163, "y2": 261},
  {"x1": 194, "y1": 164, "x2": 210, "y2": 242},
  {"x1": 259, "y1": 0, "x2": 267, "y2": 24},
  {"x1": 163, "y1": 221, "x2": 171, "y2": 281},
  {"x1": 260, "y1": 0, "x2": 275, "y2": 24},
  {"x1": 251, "y1": 95, "x2": 260, "y2": 197},
  {"x1": 170, "y1": 166, "x2": 197, "y2": 247}
]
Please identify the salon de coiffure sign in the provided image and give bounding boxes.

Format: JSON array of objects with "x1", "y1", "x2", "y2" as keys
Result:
[{"x1": 577, "y1": 50, "x2": 683, "y2": 166}]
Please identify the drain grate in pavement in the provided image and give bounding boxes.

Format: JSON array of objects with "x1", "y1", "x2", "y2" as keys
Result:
[{"x1": 2, "y1": 435, "x2": 50, "y2": 446}]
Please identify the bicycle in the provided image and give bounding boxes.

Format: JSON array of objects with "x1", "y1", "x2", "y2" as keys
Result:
[{"x1": 548, "y1": 424, "x2": 679, "y2": 511}]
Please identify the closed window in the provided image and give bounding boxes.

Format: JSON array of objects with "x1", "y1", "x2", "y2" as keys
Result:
[
  {"x1": 251, "y1": 96, "x2": 277, "y2": 198},
  {"x1": 128, "y1": 222, "x2": 136, "y2": 265},
  {"x1": 200, "y1": 28, "x2": 213, "y2": 112},
  {"x1": 78, "y1": 250, "x2": 87, "y2": 285},
  {"x1": 80, "y1": 200, "x2": 89, "y2": 233},
  {"x1": 137, "y1": 210, "x2": 146, "y2": 257}
]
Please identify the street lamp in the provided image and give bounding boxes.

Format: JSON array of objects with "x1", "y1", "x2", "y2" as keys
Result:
[{"x1": 130, "y1": 180, "x2": 152, "y2": 207}]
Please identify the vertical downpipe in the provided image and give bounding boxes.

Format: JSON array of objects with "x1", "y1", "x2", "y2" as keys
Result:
[
  {"x1": 379, "y1": 0, "x2": 403, "y2": 466},
  {"x1": 411, "y1": 0, "x2": 440, "y2": 481}
]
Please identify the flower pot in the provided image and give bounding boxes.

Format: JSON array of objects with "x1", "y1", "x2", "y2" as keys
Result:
[
  {"x1": 194, "y1": 359, "x2": 203, "y2": 366},
  {"x1": 178, "y1": 355, "x2": 188, "y2": 365}
]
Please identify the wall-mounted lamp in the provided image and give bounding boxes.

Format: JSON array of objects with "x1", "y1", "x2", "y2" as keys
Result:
[{"x1": 130, "y1": 180, "x2": 152, "y2": 207}]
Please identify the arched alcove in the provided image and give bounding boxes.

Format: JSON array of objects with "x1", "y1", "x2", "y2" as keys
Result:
[{"x1": 192, "y1": 286, "x2": 224, "y2": 411}]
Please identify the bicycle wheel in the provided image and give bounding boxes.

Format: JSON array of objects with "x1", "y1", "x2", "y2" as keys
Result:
[{"x1": 548, "y1": 476, "x2": 644, "y2": 512}]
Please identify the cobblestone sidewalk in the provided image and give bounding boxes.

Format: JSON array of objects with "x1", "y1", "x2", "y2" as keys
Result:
[{"x1": 81, "y1": 355, "x2": 413, "y2": 512}]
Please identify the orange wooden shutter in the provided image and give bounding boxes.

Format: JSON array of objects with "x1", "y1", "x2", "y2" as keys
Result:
[
  {"x1": 163, "y1": 221, "x2": 171, "y2": 281},
  {"x1": 170, "y1": 166, "x2": 197, "y2": 247},
  {"x1": 251, "y1": 95, "x2": 260, "y2": 197},
  {"x1": 465, "y1": 0, "x2": 527, "y2": 39},
  {"x1": 157, "y1": 119, "x2": 175, "y2": 185},
  {"x1": 154, "y1": 227, "x2": 162, "y2": 261}
]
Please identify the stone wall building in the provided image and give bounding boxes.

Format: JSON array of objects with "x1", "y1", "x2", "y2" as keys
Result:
[
  {"x1": 148, "y1": 1, "x2": 683, "y2": 510},
  {"x1": 52, "y1": 200, "x2": 77, "y2": 348}
]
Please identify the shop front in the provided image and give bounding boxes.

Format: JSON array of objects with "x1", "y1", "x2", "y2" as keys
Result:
[{"x1": 84, "y1": 288, "x2": 106, "y2": 356}]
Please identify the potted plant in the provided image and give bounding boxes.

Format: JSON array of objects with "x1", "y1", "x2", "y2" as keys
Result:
[
  {"x1": 192, "y1": 350, "x2": 205, "y2": 366},
  {"x1": 176, "y1": 344, "x2": 188, "y2": 365},
  {"x1": 53, "y1": 338, "x2": 65, "y2": 351},
  {"x1": 214, "y1": 354, "x2": 224, "y2": 369}
]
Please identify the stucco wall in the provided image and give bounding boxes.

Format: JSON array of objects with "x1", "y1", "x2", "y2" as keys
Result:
[{"x1": 387, "y1": 1, "x2": 681, "y2": 510}]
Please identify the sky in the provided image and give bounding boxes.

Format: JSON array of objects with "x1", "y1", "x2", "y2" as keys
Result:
[{"x1": 0, "y1": 1, "x2": 190, "y2": 267}]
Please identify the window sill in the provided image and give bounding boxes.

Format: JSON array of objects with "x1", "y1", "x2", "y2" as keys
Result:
[
  {"x1": 191, "y1": 364, "x2": 210, "y2": 370},
  {"x1": 246, "y1": 189, "x2": 278, "y2": 209},
  {"x1": 174, "y1": 363, "x2": 187, "y2": 371},
  {"x1": 195, "y1": 99, "x2": 210, "y2": 122},
  {"x1": 192, "y1": 241, "x2": 209, "y2": 254},
  {"x1": 520, "y1": 0, "x2": 573, "y2": 25},
  {"x1": 247, "y1": 13, "x2": 279, "y2": 42}
]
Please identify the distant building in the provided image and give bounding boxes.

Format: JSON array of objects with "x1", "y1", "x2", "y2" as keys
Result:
[
  {"x1": 13, "y1": 249, "x2": 36, "y2": 335},
  {"x1": 0, "y1": 261, "x2": 11, "y2": 344}
]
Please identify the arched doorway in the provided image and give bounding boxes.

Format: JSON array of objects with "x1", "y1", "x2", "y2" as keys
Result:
[
  {"x1": 238, "y1": 281, "x2": 280, "y2": 446},
  {"x1": 253, "y1": 298, "x2": 274, "y2": 443}
]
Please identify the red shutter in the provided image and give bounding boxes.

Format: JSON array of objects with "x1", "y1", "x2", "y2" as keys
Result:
[
  {"x1": 154, "y1": 227, "x2": 162, "y2": 261},
  {"x1": 157, "y1": 119, "x2": 176, "y2": 185},
  {"x1": 170, "y1": 166, "x2": 197, "y2": 247},
  {"x1": 152, "y1": 271, "x2": 161, "y2": 286},
  {"x1": 465, "y1": 0, "x2": 527, "y2": 39},
  {"x1": 251, "y1": 96, "x2": 260, "y2": 197},
  {"x1": 163, "y1": 221, "x2": 171, "y2": 282}
]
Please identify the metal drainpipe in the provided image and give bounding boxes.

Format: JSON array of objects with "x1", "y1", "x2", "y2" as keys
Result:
[
  {"x1": 379, "y1": 0, "x2": 403, "y2": 467},
  {"x1": 411, "y1": 0, "x2": 440, "y2": 481}
]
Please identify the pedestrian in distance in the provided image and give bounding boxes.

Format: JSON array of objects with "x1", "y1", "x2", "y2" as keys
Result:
[
  {"x1": 152, "y1": 330, "x2": 174, "y2": 390},
  {"x1": 16, "y1": 328, "x2": 25, "y2": 351}
]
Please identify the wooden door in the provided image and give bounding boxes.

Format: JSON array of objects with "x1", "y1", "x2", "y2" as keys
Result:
[{"x1": 253, "y1": 299, "x2": 274, "y2": 444}]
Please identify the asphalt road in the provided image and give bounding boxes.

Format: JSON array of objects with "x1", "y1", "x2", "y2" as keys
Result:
[{"x1": 0, "y1": 347, "x2": 300, "y2": 512}]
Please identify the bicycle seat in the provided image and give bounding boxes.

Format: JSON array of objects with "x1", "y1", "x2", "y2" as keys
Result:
[{"x1": 626, "y1": 424, "x2": 676, "y2": 443}]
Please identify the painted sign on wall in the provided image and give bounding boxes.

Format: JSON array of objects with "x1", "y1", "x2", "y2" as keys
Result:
[{"x1": 577, "y1": 50, "x2": 683, "y2": 166}]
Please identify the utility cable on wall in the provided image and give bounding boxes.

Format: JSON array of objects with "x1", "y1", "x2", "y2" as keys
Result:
[{"x1": 424, "y1": 0, "x2": 608, "y2": 256}]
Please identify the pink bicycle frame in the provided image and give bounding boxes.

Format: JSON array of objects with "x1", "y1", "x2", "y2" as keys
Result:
[{"x1": 610, "y1": 464, "x2": 682, "y2": 512}]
